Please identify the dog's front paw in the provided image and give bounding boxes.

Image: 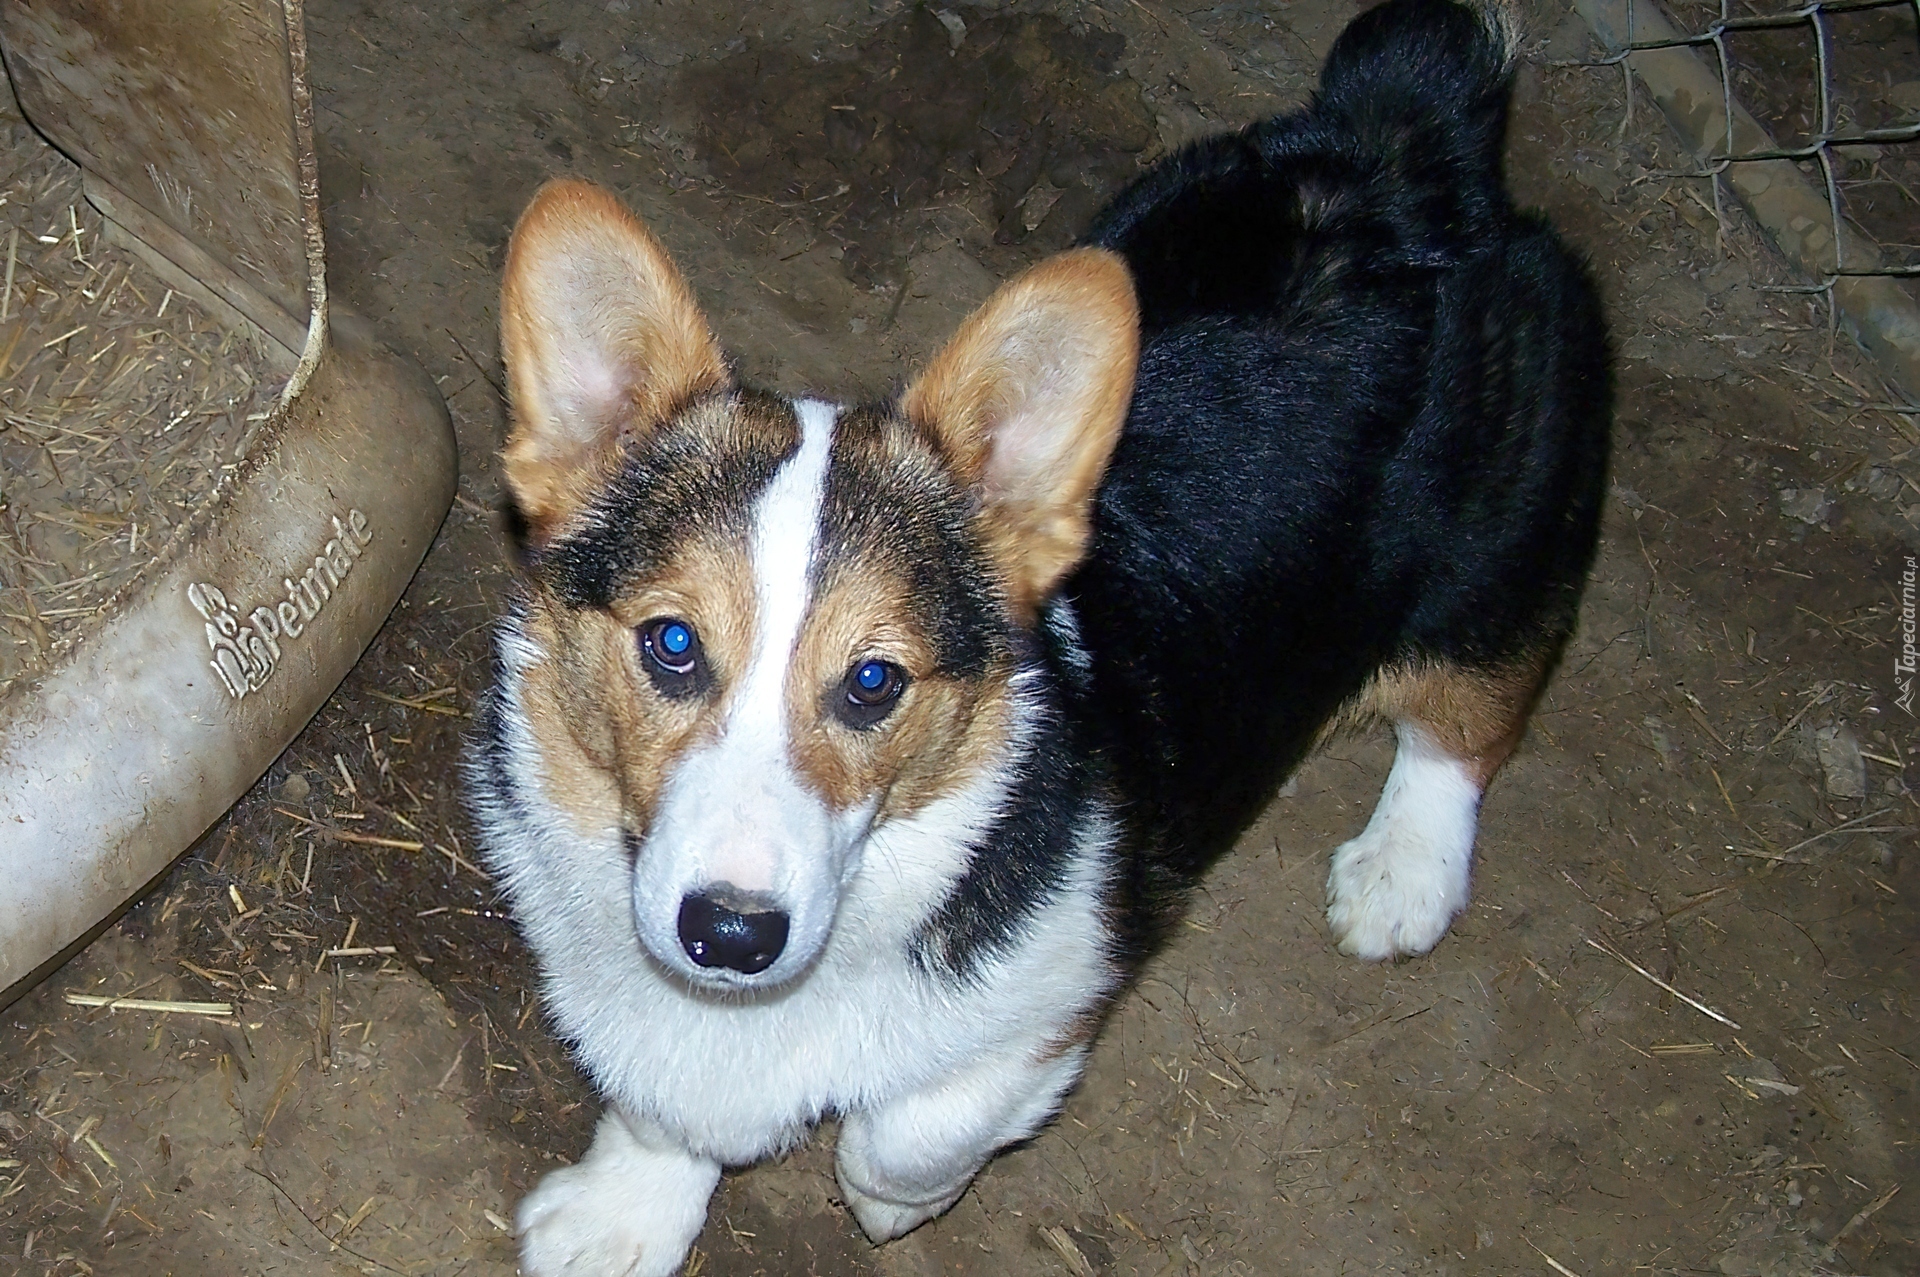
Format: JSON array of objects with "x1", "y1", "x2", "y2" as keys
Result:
[
  {"x1": 516, "y1": 1111, "x2": 721, "y2": 1277},
  {"x1": 518, "y1": 1161, "x2": 663, "y2": 1276},
  {"x1": 1325, "y1": 821, "x2": 1471, "y2": 962},
  {"x1": 835, "y1": 1169, "x2": 967, "y2": 1244},
  {"x1": 834, "y1": 1118, "x2": 969, "y2": 1244}
]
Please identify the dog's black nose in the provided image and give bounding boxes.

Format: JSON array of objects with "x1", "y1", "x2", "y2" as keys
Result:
[{"x1": 677, "y1": 893, "x2": 789, "y2": 975}]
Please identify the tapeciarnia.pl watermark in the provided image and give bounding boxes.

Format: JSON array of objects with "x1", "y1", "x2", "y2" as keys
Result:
[{"x1": 1899, "y1": 555, "x2": 1918, "y2": 716}]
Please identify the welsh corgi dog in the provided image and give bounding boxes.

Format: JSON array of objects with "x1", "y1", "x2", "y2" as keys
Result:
[{"x1": 467, "y1": 1, "x2": 1610, "y2": 1272}]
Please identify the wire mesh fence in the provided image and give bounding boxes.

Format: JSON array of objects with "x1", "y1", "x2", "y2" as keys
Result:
[{"x1": 1565, "y1": 0, "x2": 1920, "y2": 402}]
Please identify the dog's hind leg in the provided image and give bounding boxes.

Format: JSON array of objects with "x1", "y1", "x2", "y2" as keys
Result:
[
  {"x1": 1324, "y1": 657, "x2": 1549, "y2": 961},
  {"x1": 836, "y1": 1042, "x2": 1092, "y2": 1242}
]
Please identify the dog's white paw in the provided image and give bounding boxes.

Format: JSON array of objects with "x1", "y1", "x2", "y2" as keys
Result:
[
  {"x1": 836, "y1": 1172, "x2": 967, "y2": 1244},
  {"x1": 1325, "y1": 732, "x2": 1480, "y2": 961},
  {"x1": 516, "y1": 1111, "x2": 720, "y2": 1277},
  {"x1": 834, "y1": 1119, "x2": 969, "y2": 1244},
  {"x1": 1325, "y1": 821, "x2": 1470, "y2": 961}
]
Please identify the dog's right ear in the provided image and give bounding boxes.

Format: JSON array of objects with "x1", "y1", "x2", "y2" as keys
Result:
[{"x1": 500, "y1": 180, "x2": 726, "y2": 543}]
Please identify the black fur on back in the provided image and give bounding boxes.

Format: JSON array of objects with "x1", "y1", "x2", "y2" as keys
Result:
[{"x1": 1050, "y1": 0, "x2": 1613, "y2": 964}]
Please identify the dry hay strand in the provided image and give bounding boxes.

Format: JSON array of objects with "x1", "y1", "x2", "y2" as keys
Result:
[{"x1": 0, "y1": 113, "x2": 284, "y2": 694}]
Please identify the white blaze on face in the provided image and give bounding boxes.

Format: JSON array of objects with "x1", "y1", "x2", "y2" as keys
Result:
[{"x1": 632, "y1": 399, "x2": 875, "y2": 982}]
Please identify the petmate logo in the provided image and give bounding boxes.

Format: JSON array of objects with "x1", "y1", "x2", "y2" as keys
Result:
[
  {"x1": 187, "y1": 509, "x2": 374, "y2": 701},
  {"x1": 1898, "y1": 555, "x2": 1918, "y2": 716}
]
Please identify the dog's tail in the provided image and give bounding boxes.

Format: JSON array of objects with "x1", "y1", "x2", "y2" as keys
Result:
[{"x1": 1303, "y1": 0, "x2": 1519, "y2": 233}]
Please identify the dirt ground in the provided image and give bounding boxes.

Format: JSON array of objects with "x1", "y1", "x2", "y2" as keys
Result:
[{"x1": 2, "y1": 1, "x2": 1917, "y2": 1273}]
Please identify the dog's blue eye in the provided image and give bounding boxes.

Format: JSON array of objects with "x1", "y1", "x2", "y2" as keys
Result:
[
  {"x1": 641, "y1": 617, "x2": 702, "y2": 687},
  {"x1": 838, "y1": 658, "x2": 905, "y2": 728}
]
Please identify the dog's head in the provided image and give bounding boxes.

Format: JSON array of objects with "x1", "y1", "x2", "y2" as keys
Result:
[{"x1": 495, "y1": 180, "x2": 1136, "y2": 991}]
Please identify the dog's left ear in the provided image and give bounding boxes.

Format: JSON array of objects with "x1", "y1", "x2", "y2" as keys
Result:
[
  {"x1": 499, "y1": 180, "x2": 727, "y2": 543},
  {"x1": 902, "y1": 248, "x2": 1138, "y2": 619}
]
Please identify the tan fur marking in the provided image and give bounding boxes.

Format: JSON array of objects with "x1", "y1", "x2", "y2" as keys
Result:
[
  {"x1": 785, "y1": 563, "x2": 1018, "y2": 824},
  {"x1": 521, "y1": 526, "x2": 761, "y2": 840},
  {"x1": 500, "y1": 180, "x2": 728, "y2": 542},
  {"x1": 1344, "y1": 655, "x2": 1554, "y2": 787},
  {"x1": 513, "y1": 601, "x2": 628, "y2": 838},
  {"x1": 507, "y1": 393, "x2": 820, "y2": 849},
  {"x1": 902, "y1": 248, "x2": 1139, "y2": 620}
]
